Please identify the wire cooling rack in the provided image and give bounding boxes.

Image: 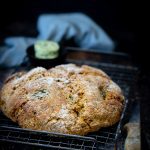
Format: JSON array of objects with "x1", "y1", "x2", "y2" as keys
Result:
[{"x1": 0, "y1": 57, "x2": 138, "y2": 150}]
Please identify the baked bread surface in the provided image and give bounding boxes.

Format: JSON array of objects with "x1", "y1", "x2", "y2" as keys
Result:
[{"x1": 0, "y1": 64, "x2": 124, "y2": 135}]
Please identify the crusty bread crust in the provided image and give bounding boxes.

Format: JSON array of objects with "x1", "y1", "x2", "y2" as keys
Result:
[{"x1": 0, "y1": 64, "x2": 124, "y2": 135}]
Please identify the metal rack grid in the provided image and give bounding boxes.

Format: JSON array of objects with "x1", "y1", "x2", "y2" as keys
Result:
[{"x1": 0, "y1": 60, "x2": 138, "y2": 150}]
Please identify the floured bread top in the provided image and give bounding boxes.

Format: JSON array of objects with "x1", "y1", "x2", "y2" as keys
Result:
[{"x1": 0, "y1": 64, "x2": 124, "y2": 135}]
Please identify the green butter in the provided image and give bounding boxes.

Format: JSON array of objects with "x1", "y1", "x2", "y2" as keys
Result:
[{"x1": 34, "y1": 40, "x2": 60, "y2": 59}]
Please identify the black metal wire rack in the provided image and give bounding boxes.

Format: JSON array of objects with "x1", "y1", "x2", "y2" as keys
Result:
[{"x1": 0, "y1": 57, "x2": 138, "y2": 150}]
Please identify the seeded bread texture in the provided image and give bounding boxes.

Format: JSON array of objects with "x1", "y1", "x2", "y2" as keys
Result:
[{"x1": 0, "y1": 64, "x2": 124, "y2": 135}]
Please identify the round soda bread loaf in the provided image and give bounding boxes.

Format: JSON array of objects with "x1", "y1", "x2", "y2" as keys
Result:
[{"x1": 0, "y1": 64, "x2": 124, "y2": 135}]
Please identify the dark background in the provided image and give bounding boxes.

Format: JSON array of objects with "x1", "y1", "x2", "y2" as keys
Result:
[
  {"x1": 0, "y1": 0, "x2": 148, "y2": 149},
  {"x1": 0, "y1": 0, "x2": 139, "y2": 62}
]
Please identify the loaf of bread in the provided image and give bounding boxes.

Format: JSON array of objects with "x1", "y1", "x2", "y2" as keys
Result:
[{"x1": 0, "y1": 64, "x2": 124, "y2": 135}]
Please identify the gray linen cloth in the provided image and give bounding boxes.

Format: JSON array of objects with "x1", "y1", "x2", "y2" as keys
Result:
[{"x1": 0, "y1": 13, "x2": 115, "y2": 67}]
